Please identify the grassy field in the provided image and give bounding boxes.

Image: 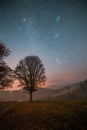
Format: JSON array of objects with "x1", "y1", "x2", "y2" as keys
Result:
[{"x1": 0, "y1": 101, "x2": 87, "y2": 130}]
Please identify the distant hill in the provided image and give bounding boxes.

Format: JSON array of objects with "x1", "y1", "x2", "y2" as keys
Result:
[
  {"x1": 47, "y1": 80, "x2": 87, "y2": 100},
  {"x1": 0, "y1": 80, "x2": 87, "y2": 101}
]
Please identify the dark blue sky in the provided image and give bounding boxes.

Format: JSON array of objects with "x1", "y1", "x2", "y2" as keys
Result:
[{"x1": 0, "y1": 0, "x2": 87, "y2": 88}]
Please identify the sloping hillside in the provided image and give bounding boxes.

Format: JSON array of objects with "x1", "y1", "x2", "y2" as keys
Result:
[{"x1": 49, "y1": 80, "x2": 87, "y2": 100}]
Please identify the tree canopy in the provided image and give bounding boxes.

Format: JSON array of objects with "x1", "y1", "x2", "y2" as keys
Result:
[
  {"x1": 15, "y1": 55, "x2": 46, "y2": 102},
  {"x1": 0, "y1": 61, "x2": 14, "y2": 89},
  {"x1": 0, "y1": 41, "x2": 13, "y2": 89},
  {"x1": 0, "y1": 41, "x2": 10, "y2": 60}
]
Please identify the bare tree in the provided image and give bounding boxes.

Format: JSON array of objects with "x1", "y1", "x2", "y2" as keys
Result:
[{"x1": 15, "y1": 55, "x2": 46, "y2": 102}]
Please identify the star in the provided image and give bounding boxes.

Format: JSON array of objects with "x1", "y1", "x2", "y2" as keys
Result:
[
  {"x1": 54, "y1": 33, "x2": 60, "y2": 39},
  {"x1": 23, "y1": 18, "x2": 26, "y2": 23}
]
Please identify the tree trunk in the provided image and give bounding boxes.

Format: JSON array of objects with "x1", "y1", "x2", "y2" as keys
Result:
[{"x1": 30, "y1": 92, "x2": 33, "y2": 103}]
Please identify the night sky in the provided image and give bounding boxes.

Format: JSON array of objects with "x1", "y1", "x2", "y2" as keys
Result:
[{"x1": 0, "y1": 0, "x2": 87, "y2": 89}]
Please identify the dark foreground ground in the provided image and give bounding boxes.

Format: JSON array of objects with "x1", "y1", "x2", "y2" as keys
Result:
[{"x1": 0, "y1": 100, "x2": 87, "y2": 130}]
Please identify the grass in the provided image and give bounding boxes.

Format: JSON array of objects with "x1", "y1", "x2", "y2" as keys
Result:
[{"x1": 0, "y1": 100, "x2": 87, "y2": 130}]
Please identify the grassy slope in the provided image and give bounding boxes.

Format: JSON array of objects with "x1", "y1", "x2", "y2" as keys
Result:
[{"x1": 0, "y1": 101, "x2": 87, "y2": 130}]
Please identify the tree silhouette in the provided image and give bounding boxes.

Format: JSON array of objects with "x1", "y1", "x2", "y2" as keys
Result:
[
  {"x1": 0, "y1": 61, "x2": 14, "y2": 89},
  {"x1": 15, "y1": 55, "x2": 46, "y2": 102},
  {"x1": 0, "y1": 41, "x2": 10, "y2": 60},
  {"x1": 0, "y1": 41, "x2": 13, "y2": 89}
]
